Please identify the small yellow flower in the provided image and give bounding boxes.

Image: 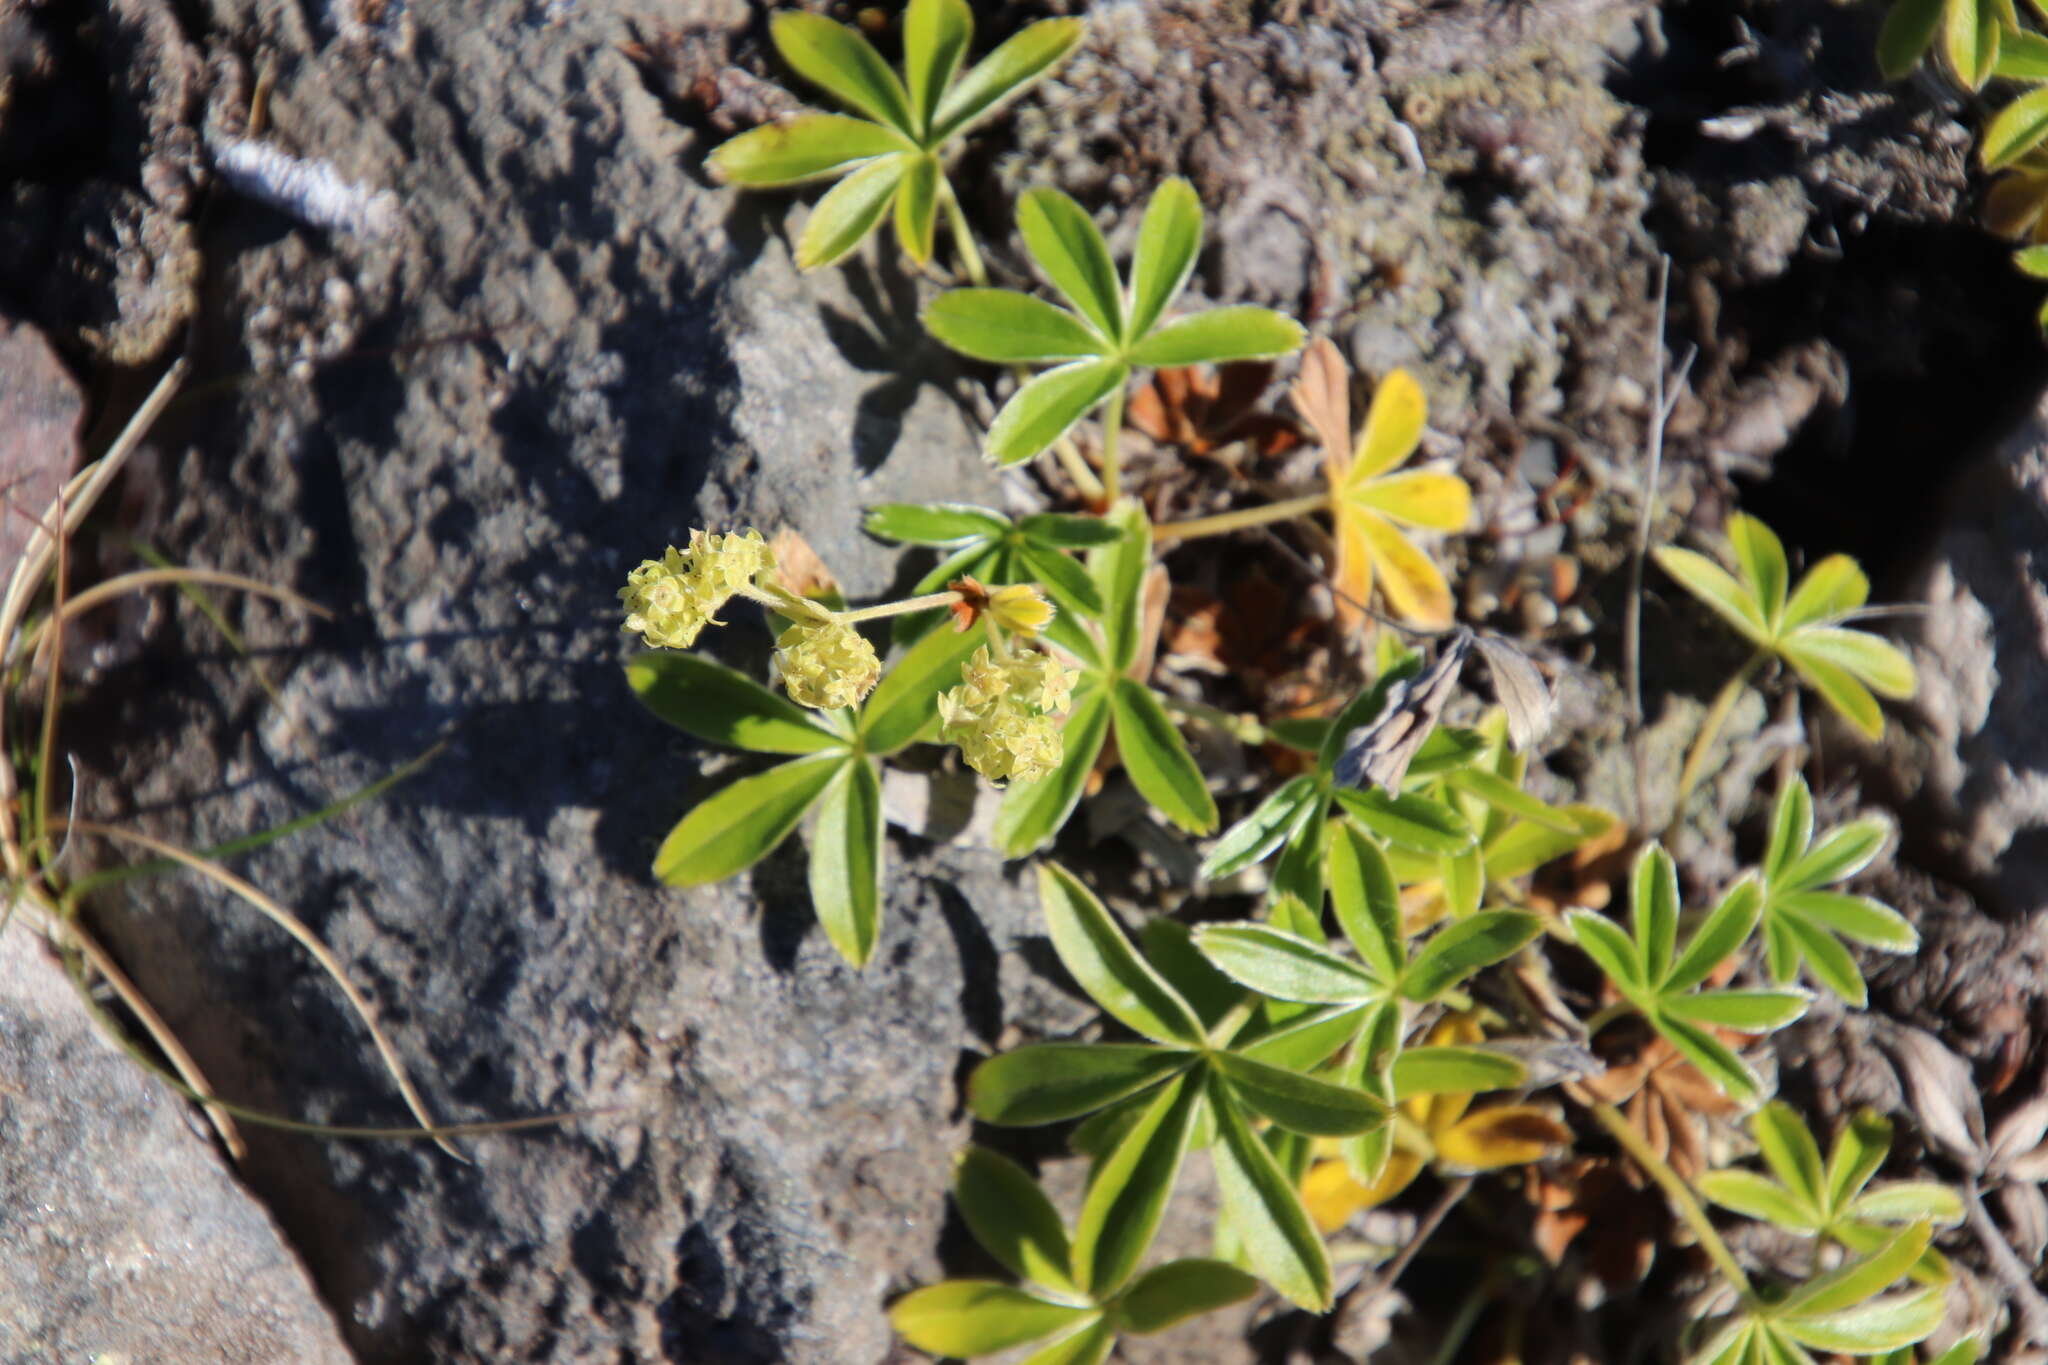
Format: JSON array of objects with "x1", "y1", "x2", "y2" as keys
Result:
[
  {"x1": 986, "y1": 583, "x2": 1056, "y2": 637},
  {"x1": 939, "y1": 645, "x2": 1077, "y2": 785},
  {"x1": 776, "y1": 616, "x2": 881, "y2": 710},
  {"x1": 619, "y1": 529, "x2": 775, "y2": 650}
]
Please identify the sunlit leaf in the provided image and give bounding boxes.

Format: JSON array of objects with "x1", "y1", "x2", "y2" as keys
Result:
[
  {"x1": 986, "y1": 359, "x2": 1128, "y2": 466},
  {"x1": 796, "y1": 152, "x2": 911, "y2": 270},
  {"x1": 1018, "y1": 187, "x2": 1125, "y2": 341},
  {"x1": 770, "y1": 11, "x2": 915, "y2": 133},
  {"x1": 809, "y1": 757, "x2": 884, "y2": 966},
  {"x1": 1654, "y1": 546, "x2": 1770, "y2": 644},
  {"x1": 1207, "y1": 1074, "x2": 1333, "y2": 1310},
  {"x1": 1879, "y1": 0, "x2": 1947, "y2": 76},
  {"x1": 1118, "y1": 1259, "x2": 1260, "y2": 1335},
  {"x1": 1200, "y1": 774, "x2": 1321, "y2": 880},
  {"x1": 922, "y1": 289, "x2": 1110, "y2": 363},
  {"x1": 931, "y1": 17, "x2": 1085, "y2": 143},
  {"x1": 969, "y1": 1043, "x2": 1193, "y2": 1125},
  {"x1": 1211, "y1": 1051, "x2": 1389, "y2": 1137},
  {"x1": 1401, "y1": 911, "x2": 1542, "y2": 1002},
  {"x1": 710, "y1": 114, "x2": 912, "y2": 185},
  {"x1": 1073, "y1": 1074, "x2": 1200, "y2": 1296},
  {"x1": 1194, "y1": 924, "x2": 1384, "y2": 1004},
  {"x1": 1127, "y1": 307, "x2": 1306, "y2": 368},
  {"x1": 627, "y1": 652, "x2": 843, "y2": 754},
  {"x1": 889, "y1": 1280, "x2": 1096, "y2": 1357},
  {"x1": 903, "y1": 0, "x2": 972, "y2": 135},
  {"x1": 1126, "y1": 178, "x2": 1203, "y2": 341},
  {"x1": 1111, "y1": 678, "x2": 1218, "y2": 834},
  {"x1": 654, "y1": 753, "x2": 846, "y2": 885},
  {"x1": 1041, "y1": 861, "x2": 1206, "y2": 1045},
  {"x1": 954, "y1": 1147, "x2": 1077, "y2": 1295}
]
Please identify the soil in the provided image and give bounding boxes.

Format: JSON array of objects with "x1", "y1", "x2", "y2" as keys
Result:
[{"x1": 5, "y1": 0, "x2": 2048, "y2": 1361}]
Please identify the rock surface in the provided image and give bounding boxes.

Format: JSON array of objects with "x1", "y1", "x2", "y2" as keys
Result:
[
  {"x1": 27, "y1": 0, "x2": 2048, "y2": 1362},
  {"x1": 0, "y1": 919, "x2": 353, "y2": 1363}
]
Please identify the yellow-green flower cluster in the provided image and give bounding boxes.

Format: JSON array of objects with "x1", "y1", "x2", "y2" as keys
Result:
[
  {"x1": 619, "y1": 529, "x2": 775, "y2": 649},
  {"x1": 777, "y1": 616, "x2": 881, "y2": 710},
  {"x1": 937, "y1": 646, "x2": 1076, "y2": 785}
]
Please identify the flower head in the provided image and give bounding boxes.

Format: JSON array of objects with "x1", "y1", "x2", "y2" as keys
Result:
[
  {"x1": 938, "y1": 645, "x2": 1076, "y2": 785},
  {"x1": 619, "y1": 529, "x2": 775, "y2": 650},
  {"x1": 777, "y1": 616, "x2": 882, "y2": 711}
]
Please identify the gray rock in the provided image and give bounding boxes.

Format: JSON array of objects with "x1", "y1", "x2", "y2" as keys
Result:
[{"x1": 0, "y1": 920, "x2": 354, "y2": 1364}]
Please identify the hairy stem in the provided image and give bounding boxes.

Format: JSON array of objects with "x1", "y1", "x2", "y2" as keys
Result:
[
  {"x1": 1051, "y1": 436, "x2": 1107, "y2": 505},
  {"x1": 835, "y1": 590, "x2": 964, "y2": 624},
  {"x1": 1668, "y1": 651, "x2": 1767, "y2": 836},
  {"x1": 1153, "y1": 492, "x2": 1334, "y2": 544},
  {"x1": 1099, "y1": 386, "x2": 1127, "y2": 506},
  {"x1": 939, "y1": 177, "x2": 986, "y2": 288},
  {"x1": 1585, "y1": 1096, "x2": 1752, "y2": 1299}
]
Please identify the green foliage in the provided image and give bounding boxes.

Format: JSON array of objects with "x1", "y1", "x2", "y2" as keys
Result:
[
  {"x1": 1756, "y1": 778, "x2": 1918, "y2": 1006},
  {"x1": 968, "y1": 864, "x2": 1389, "y2": 1309},
  {"x1": 991, "y1": 503, "x2": 1218, "y2": 853},
  {"x1": 1688, "y1": 1223, "x2": 1947, "y2": 1365},
  {"x1": 1654, "y1": 513, "x2": 1917, "y2": 739},
  {"x1": 708, "y1": 0, "x2": 1082, "y2": 269},
  {"x1": 1568, "y1": 846, "x2": 1809, "y2": 1102},
  {"x1": 1699, "y1": 1104, "x2": 1962, "y2": 1285},
  {"x1": 923, "y1": 179, "x2": 1306, "y2": 464},
  {"x1": 865, "y1": 502, "x2": 1121, "y2": 639},
  {"x1": 626, "y1": 623, "x2": 981, "y2": 965}
]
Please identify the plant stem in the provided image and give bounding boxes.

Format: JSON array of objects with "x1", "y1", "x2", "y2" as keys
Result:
[
  {"x1": 939, "y1": 177, "x2": 986, "y2": 288},
  {"x1": 1667, "y1": 650, "x2": 1767, "y2": 837},
  {"x1": 1051, "y1": 436, "x2": 1107, "y2": 505},
  {"x1": 836, "y1": 590, "x2": 964, "y2": 624},
  {"x1": 1159, "y1": 693, "x2": 1269, "y2": 746},
  {"x1": 1584, "y1": 1096, "x2": 1753, "y2": 1299},
  {"x1": 1099, "y1": 386, "x2": 1127, "y2": 506},
  {"x1": 1153, "y1": 492, "x2": 1334, "y2": 544}
]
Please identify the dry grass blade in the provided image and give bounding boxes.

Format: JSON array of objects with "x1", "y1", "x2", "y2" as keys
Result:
[
  {"x1": 22, "y1": 568, "x2": 331, "y2": 656},
  {"x1": 63, "y1": 820, "x2": 464, "y2": 1160},
  {"x1": 14, "y1": 894, "x2": 246, "y2": 1157}
]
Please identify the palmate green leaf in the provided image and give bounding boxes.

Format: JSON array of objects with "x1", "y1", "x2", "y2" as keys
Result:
[
  {"x1": 1111, "y1": 678, "x2": 1218, "y2": 833},
  {"x1": 1210, "y1": 1051, "x2": 1388, "y2": 1137},
  {"x1": 1444, "y1": 766, "x2": 1580, "y2": 832},
  {"x1": 1328, "y1": 821, "x2": 1404, "y2": 981},
  {"x1": 654, "y1": 752, "x2": 847, "y2": 885},
  {"x1": 1781, "y1": 554, "x2": 1868, "y2": 630},
  {"x1": 1728, "y1": 514, "x2": 1790, "y2": 631},
  {"x1": 809, "y1": 756, "x2": 883, "y2": 966},
  {"x1": 889, "y1": 1280, "x2": 1097, "y2": 1357},
  {"x1": 1392, "y1": 1045, "x2": 1528, "y2": 1098},
  {"x1": 1754, "y1": 1100, "x2": 1828, "y2": 1210},
  {"x1": 1945, "y1": 0, "x2": 1996, "y2": 88},
  {"x1": 1074, "y1": 1073, "x2": 1200, "y2": 1297},
  {"x1": 1655, "y1": 545, "x2": 1770, "y2": 644},
  {"x1": 893, "y1": 153, "x2": 941, "y2": 262},
  {"x1": 1439, "y1": 843, "x2": 1485, "y2": 918},
  {"x1": 1998, "y1": 26, "x2": 2048, "y2": 77},
  {"x1": 1270, "y1": 803, "x2": 1330, "y2": 917},
  {"x1": 1767, "y1": 778, "x2": 1816, "y2": 884},
  {"x1": 1038, "y1": 576, "x2": 1107, "y2": 669},
  {"x1": 1783, "y1": 629, "x2": 1917, "y2": 700},
  {"x1": 903, "y1": 0, "x2": 972, "y2": 136},
  {"x1": 626, "y1": 652, "x2": 844, "y2": 754},
  {"x1": 995, "y1": 684, "x2": 1112, "y2": 855},
  {"x1": 1634, "y1": 844, "x2": 1682, "y2": 984},
  {"x1": 922, "y1": 289, "x2": 1110, "y2": 363},
  {"x1": 1698, "y1": 1168, "x2": 1824, "y2": 1230},
  {"x1": 1779, "y1": 1283, "x2": 1945, "y2": 1354},
  {"x1": 1483, "y1": 803, "x2": 1618, "y2": 881},
  {"x1": 987, "y1": 359, "x2": 1128, "y2": 466},
  {"x1": 1018, "y1": 188, "x2": 1125, "y2": 342},
  {"x1": 1786, "y1": 647, "x2": 1885, "y2": 739},
  {"x1": 864, "y1": 501, "x2": 1010, "y2": 545},
  {"x1": 1126, "y1": 307, "x2": 1307, "y2": 368},
  {"x1": 709, "y1": 114, "x2": 912, "y2": 186},
  {"x1": 1666, "y1": 879, "x2": 1764, "y2": 993},
  {"x1": 1140, "y1": 918, "x2": 1245, "y2": 1029},
  {"x1": 1985, "y1": 83, "x2": 2048, "y2": 167},
  {"x1": 770, "y1": 12, "x2": 915, "y2": 134},
  {"x1": 1401, "y1": 910, "x2": 1542, "y2": 1002},
  {"x1": 1567, "y1": 910, "x2": 1647, "y2": 993},
  {"x1": 1041, "y1": 862, "x2": 1207, "y2": 1045},
  {"x1": 1879, "y1": 0, "x2": 1947, "y2": 76},
  {"x1": 1019, "y1": 512, "x2": 1126, "y2": 548},
  {"x1": 969, "y1": 1043, "x2": 1193, "y2": 1125},
  {"x1": 1194, "y1": 924, "x2": 1383, "y2": 1004},
  {"x1": 1126, "y1": 178, "x2": 1203, "y2": 340},
  {"x1": 1829, "y1": 1219, "x2": 1953, "y2": 1287},
  {"x1": 1827, "y1": 1110, "x2": 1893, "y2": 1211},
  {"x1": 860, "y1": 613, "x2": 986, "y2": 754},
  {"x1": 1206, "y1": 1072, "x2": 1333, "y2": 1311},
  {"x1": 1020, "y1": 1318, "x2": 1116, "y2": 1365},
  {"x1": 1781, "y1": 914, "x2": 1869, "y2": 1005},
  {"x1": 1200, "y1": 774, "x2": 1321, "y2": 880},
  {"x1": 1094, "y1": 499, "x2": 1151, "y2": 673},
  {"x1": 1117, "y1": 1259, "x2": 1260, "y2": 1335},
  {"x1": 954, "y1": 1147, "x2": 1077, "y2": 1296},
  {"x1": 1018, "y1": 541, "x2": 1105, "y2": 619},
  {"x1": 1845, "y1": 1182, "x2": 1965, "y2": 1225},
  {"x1": 1656, "y1": 1009, "x2": 1763, "y2": 1102},
  {"x1": 930, "y1": 18, "x2": 1086, "y2": 144},
  {"x1": 1234, "y1": 1002, "x2": 1365, "y2": 1071},
  {"x1": 1780, "y1": 892, "x2": 1915, "y2": 950},
  {"x1": 1661, "y1": 989, "x2": 1811, "y2": 1032},
  {"x1": 796, "y1": 151, "x2": 911, "y2": 270},
  {"x1": 1333, "y1": 787, "x2": 1475, "y2": 854}
]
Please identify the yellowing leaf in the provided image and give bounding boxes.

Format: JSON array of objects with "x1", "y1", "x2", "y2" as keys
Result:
[
  {"x1": 1348, "y1": 369, "x2": 1427, "y2": 481},
  {"x1": 1434, "y1": 1105, "x2": 1574, "y2": 1170},
  {"x1": 1352, "y1": 470, "x2": 1472, "y2": 530},
  {"x1": 1301, "y1": 1151, "x2": 1423, "y2": 1231},
  {"x1": 1352, "y1": 509, "x2": 1454, "y2": 628}
]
